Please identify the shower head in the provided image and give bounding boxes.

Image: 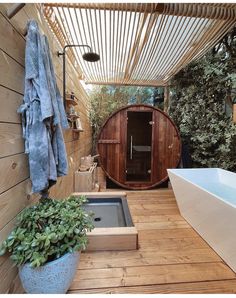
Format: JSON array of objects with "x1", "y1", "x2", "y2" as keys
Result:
[{"x1": 82, "y1": 51, "x2": 100, "y2": 62}]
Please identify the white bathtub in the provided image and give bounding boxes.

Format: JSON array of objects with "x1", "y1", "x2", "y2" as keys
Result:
[{"x1": 168, "y1": 168, "x2": 236, "y2": 272}]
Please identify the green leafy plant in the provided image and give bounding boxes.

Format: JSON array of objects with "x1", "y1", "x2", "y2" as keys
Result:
[
  {"x1": 169, "y1": 26, "x2": 236, "y2": 171},
  {"x1": 0, "y1": 195, "x2": 94, "y2": 268}
]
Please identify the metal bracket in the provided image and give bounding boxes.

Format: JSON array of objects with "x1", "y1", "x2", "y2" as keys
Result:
[{"x1": 57, "y1": 51, "x2": 64, "y2": 57}]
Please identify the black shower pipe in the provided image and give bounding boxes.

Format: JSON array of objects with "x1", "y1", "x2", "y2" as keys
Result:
[{"x1": 57, "y1": 44, "x2": 92, "y2": 107}]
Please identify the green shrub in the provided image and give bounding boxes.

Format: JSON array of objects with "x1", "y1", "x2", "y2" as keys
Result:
[
  {"x1": 0, "y1": 195, "x2": 94, "y2": 267},
  {"x1": 169, "y1": 27, "x2": 236, "y2": 170}
]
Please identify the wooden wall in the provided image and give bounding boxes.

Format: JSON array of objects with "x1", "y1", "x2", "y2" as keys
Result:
[{"x1": 0, "y1": 3, "x2": 92, "y2": 293}]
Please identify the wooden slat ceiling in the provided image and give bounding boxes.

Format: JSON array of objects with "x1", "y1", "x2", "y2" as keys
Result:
[{"x1": 43, "y1": 3, "x2": 236, "y2": 87}]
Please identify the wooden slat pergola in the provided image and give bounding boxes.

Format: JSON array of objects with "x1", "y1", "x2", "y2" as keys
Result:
[{"x1": 43, "y1": 3, "x2": 236, "y2": 87}]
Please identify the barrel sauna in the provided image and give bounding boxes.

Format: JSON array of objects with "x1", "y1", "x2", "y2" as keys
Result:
[{"x1": 97, "y1": 104, "x2": 181, "y2": 190}]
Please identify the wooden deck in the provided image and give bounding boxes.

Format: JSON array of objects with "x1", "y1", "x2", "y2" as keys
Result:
[{"x1": 68, "y1": 189, "x2": 236, "y2": 294}]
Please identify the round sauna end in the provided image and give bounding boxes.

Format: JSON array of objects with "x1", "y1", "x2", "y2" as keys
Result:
[{"x1": 97, "y1": 104, "x2": 181, "y2": 190}]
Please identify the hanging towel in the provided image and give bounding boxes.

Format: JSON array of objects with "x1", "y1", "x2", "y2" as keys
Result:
[
  {"x1": 18, "y1": 20, "x2": 69, "y2": 193},
  {"x1": 41, "y1": 35, "x2": 69, "y2": 176}
]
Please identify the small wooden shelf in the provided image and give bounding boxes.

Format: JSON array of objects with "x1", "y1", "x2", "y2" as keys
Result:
[
  {"x1": 66, "y1": 98, "x2": 78, "y2": 106},
  {"x1": 65, "y1": 93, "x2": 83, "y2": 134},
  {"x1": 67, "y1": 114, "x2": 79, "y2": 121}
]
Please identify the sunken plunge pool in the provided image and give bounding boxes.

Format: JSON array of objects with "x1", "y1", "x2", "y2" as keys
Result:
[
  {"x1": 73, "y1": 192, "x2": 138, "y2": 251},
  {"x1": 83, "y1": 197, "x2": 133, "y2": 228}
]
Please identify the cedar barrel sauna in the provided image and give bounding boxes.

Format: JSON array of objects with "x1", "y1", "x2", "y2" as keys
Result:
[{"x1": 97, "y1": 104, "x2": 181, "y2": 190}]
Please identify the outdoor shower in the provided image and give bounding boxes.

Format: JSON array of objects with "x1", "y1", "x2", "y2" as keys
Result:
[{"x1": 57, "y1": 45, "x2": 100, "y2": 105}]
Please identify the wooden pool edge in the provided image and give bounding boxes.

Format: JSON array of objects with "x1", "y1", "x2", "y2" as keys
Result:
[
  {"x1": 72, "y1": 191, "x2": 128, "y2": 198},
  {"x1": 87, "y1": 226, "x2": 138, "y2": 251},
  {"x1": 72, "y1": 192, "x2": 138, "y2": 251}
]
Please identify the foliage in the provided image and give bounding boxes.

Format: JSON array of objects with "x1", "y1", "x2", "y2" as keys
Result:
[
  {"x1": 153, "y1": 87, "x2": 164, "y2": 110},
  {"x1": 0, "y1": 196, "x2": 94, "y2": 268},
  {"x1": 89, "y1": 85, "x2": 162, "y2": 153},
  {"x1": 169, "y1": 27, "x2": 236, "y2": 170}
]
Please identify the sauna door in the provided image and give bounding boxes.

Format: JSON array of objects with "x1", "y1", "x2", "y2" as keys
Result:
[{"x1": 126, "y1": 111, "x2": 153, "y2": 182}]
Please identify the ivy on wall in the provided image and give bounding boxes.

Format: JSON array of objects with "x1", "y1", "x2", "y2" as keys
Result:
[{"x1": 169, "y1": 27, "x2": 236, "y2": 171}]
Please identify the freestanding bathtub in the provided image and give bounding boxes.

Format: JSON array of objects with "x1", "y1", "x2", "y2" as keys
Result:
[{"x1": 168, "y1": 168, "x2": 236, "y2": 273}]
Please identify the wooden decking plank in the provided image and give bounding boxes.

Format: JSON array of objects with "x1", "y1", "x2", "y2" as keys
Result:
[
  {"x1": 127, "y1": 191, "x2": 174, "y2": 195},
  {"x1": 129, "y1": 203, "x2": 179, "y2": 210},
  {"x1": 71, "y1": 262, "x2": 236, "y2": 290},
  {"x1": 132, "y1": 214, "x2": 184, "y2": 223},
  {"x1": 79, "y1": 248, "x2": 222, "y2": 269},
  {"x1": 69, "y1": 189, "x2": 236, "y2": 293},
  {"x1": 124, "y1": 262, "x2": 236, "y2": 286},
  {"x1": 68, "y1": 279, "x2": 236, "y2": 294},
  {"x1": 138, "y1": 228, "x2": 200, "y2": 240},
  {"x1": 139, "y1": 236, "x2": 209, "y2": 250},
  {"x1": 134, "y1": 220, "x2": 190, "y2": 230},
  {"x1": 130, "y1": 208, "x2": 180, "y2": 216},
  {"x1": 127, "y1": 198, "x2": 176, "y2": 204}
]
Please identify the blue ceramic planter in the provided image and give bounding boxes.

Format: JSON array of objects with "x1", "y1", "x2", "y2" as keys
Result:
[{"x1": 19, "y1": 251, "x2": 80, "y2": 294}]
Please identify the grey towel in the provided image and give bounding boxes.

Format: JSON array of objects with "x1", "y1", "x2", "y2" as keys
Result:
[{"x1": 18, "y1": 20, "x2": 68, "y2": 193}]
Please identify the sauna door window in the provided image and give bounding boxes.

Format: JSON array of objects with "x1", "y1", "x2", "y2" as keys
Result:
[{"x1": 126, "y1": 111, "x2": 152, "y2": 182}]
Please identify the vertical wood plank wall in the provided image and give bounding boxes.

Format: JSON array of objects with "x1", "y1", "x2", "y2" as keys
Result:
[{"x1": 0, "y1": 4, "x2": 92, "y2": 293}]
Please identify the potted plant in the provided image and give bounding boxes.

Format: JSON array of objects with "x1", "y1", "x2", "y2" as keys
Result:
[{"x1": 0, "y1": 195, "x2": 94, "y2": 294}]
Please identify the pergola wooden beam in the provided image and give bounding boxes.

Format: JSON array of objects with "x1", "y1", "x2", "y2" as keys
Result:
[
  {"x1": 45, "y1": 3, "x2": 162, "y2": 13},
  {"x1": 43, "y1": 3, "x2": 236, "y2": 87},
  {"x1": 85, "y1": 81, "x2": 167, "y2": 88},
  {"x1": 44, "y1": 3, "x2": 236, "y2": 20}
]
